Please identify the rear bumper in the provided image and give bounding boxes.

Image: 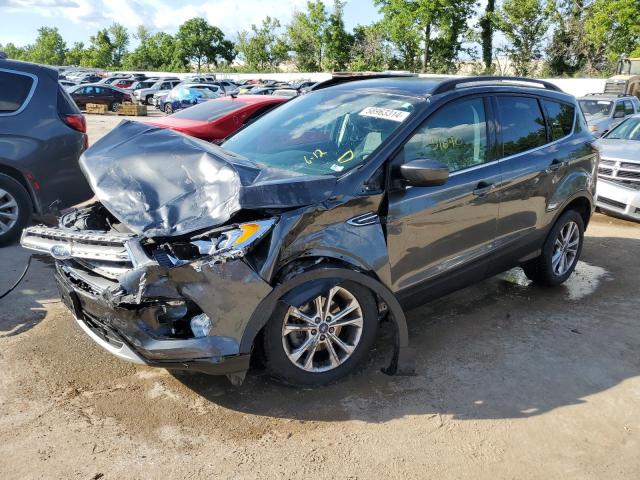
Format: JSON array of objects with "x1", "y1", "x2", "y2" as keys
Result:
[{"x1": 596, "y1": 179, "x2": 640, "y2": 221}]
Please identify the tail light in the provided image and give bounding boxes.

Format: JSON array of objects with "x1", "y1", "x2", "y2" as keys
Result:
[
  {"x1": 124, "y1": 93, "x2": 133, "y2": 102},
  {"x1": 64, "y1": 114, "x2": 86, "y2": 133}
]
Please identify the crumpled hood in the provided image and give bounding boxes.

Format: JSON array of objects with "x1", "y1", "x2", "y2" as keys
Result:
[
  {"x1": 597, "y1": 139, "x2": 640, "y2": 162},
  {"x1": 80, "y1": 120, "x2": 337, "y2": 237}
]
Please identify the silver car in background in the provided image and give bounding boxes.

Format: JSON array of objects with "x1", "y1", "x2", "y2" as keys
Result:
[
  {"x1": 578, "y1": 94, "x2": 640, "y2": 137},
  {"x1": 134, "y1": 78, "x2": 181, "y2": 105},
  {"x1": 596, "y1": 114, "x2": 640, "y2": 221}
]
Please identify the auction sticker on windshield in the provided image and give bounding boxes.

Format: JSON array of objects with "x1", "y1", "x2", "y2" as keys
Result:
[{"x1": 359, "y1": 107, "x2": 410, "y2": 122}]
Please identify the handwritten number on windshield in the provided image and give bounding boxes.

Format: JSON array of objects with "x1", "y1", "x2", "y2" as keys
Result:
[{"x1": 304, "y1": 148, "x2": 328, "y2": 165}]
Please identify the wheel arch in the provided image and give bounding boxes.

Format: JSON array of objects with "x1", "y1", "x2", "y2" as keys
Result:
[
  {"x1": 556, "y1": 192, "x2": 593, "y2": 229},
  {"x1": 241, "y1": 259, "x2": 415, "y2": 375},
  {"x1": 0, "y1": 164, "x2": 38, "y2": 213}
]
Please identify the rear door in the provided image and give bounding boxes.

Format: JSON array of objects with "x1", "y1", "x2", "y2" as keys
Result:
[
  {"x1": 385, "y1": 95, "x2": 501, "y2": 300},
  {"x1": 490, "y1": 94, "x2": 578, "y2": 269}
]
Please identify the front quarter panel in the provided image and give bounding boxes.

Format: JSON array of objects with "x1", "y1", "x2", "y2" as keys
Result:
[{"x1": 257, "y1": 195, "x2": 391, "y2": 288}]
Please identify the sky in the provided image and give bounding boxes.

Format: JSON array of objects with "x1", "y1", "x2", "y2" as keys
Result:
[{"x1": 0, "y1": 0, "x2": 382, "y2": 47}]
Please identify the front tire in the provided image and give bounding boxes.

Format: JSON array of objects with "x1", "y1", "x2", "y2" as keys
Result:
[
  {"x1": 0, "y1": 174, "x2": 32, "y2": 246},
  {"x1": 164, "y1": 103, "x2": 173, "y2": 114},
  {"x1": 110, "y1": 102, "x2": 121, "y2": 113},
  {"x1": 263, "y1": 280, "x2": 378, "y2": 386},
  {"x1": 522, "y1": 209, "x2": 584, "y2": 286}
]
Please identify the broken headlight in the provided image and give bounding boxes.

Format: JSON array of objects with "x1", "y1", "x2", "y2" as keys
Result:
[{"x1": 156, "y1": 219, "x2": 276, "y2": 266}]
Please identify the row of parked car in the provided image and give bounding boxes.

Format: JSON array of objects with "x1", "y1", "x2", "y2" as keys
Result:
[
  {"x1": 3, "y1": 53, "x2": 640, "y2": 387},
  {"x1": 57, "y1": 71, "x2": 314, "y2": 115}
]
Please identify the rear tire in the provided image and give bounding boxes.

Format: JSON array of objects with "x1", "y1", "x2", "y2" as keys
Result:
[
  {"x1": 145, "y1": 95, "x2": 154, "y2": 105},
  {"x1": 0, "y1": 174, "x2": 32, "y2": 247},
  {"x1": 522, "y1": 209, "x2": 584, "y2": 286},
  {"x1": 263, "y1": 279, "x2": 378, "y2": 386}
]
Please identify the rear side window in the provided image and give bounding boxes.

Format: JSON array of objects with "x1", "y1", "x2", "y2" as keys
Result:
[
  {"x1": 543, "y1": 100, "x2": 575, "y2": 140},
  {"x1": 57, "y1": 85, "x2": 81, "y2": 115},
  {"x1": 403, "y1": 97, "x2": 488, "y2": 172},
  {"x1": 624, "y1": 100, "x2": 634, "y2": 115},
  {"x1": 497, "y1": 96, "x2": 547, "y2": 157},
  {"x1": 0, "y1": 69, "x2": 35, "y2": 114}
]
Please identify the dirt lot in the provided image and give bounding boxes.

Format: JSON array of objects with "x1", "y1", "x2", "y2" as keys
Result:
[{"x1": 1, "y1": 114, "x2": 639, "y2": 479}]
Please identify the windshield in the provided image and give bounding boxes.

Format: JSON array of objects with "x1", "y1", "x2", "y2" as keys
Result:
[
  {"x1": 222, "y1": 89, "x2": 420, "y2": 176},
  {"x1": 604, "y1": 117, "x2": 640, "y2": 140},
  {"x1": 171, "y1": 99, "x2": 245, "y2": 121},
  {"x1": 579, "y1": 100, "x2": 612, "y2": 117}
]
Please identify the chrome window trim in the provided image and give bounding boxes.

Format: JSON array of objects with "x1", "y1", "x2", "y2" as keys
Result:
[
  {"x1": 452, "y1": 99, "x2": 578, "y2": 176},
  {"x1": 495, "y1": 97, "x2": 577, "y2": 166},
  {"x1": 0, "y1": 67, "x2": 38, "y2": 117},
  {"x1": 397, "y1": 93, "x2": 579, "y2": 182}
]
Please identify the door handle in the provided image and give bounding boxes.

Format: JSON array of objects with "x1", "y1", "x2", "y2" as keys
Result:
[
  {"x1": 473, "y1": 181, "x2": 494, "y2": 196},
  {"x1": 546, "y1": 159, "x2": 568, "y2": 173}
]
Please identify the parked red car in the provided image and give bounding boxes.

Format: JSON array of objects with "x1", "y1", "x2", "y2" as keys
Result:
[
  {"x1": 145, "y1": 95, "x2": 289, "y2": 142},
  {"x1": 112, "y1": 79, "x2": 136, "y2": 89}
]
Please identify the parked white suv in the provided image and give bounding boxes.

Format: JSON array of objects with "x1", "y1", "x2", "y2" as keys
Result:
[
  {"x1": 578, "y1": 94, "x2": 640, "y2": 137},
  {"x1": 134, "y1": 78, "x2": 181, "y2": 105}
]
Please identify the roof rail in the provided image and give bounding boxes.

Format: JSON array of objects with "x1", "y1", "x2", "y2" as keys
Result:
[
  {"x1": 431, "y1": 76, "x2": 563, "y2": 95},
  {"x1": 311, "y1": 71, "x2": 418, "y2": 91},
  {"x1": 585, "y1": 92, "x2": 631, "y2": 98}
]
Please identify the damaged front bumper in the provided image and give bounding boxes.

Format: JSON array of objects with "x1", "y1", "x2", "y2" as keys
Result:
[{"x1": 21, "y1": 224, "x2": 272, "y2": 377}]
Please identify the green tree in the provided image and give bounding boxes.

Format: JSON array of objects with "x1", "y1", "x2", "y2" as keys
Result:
[
  {"x1": 429, "y1": 2, "x2": 476, "y2": 73},
  {"x1": 545, "y1": 0, "x2": 587, "y2": 76},
  {"x1": 375, "y1": 0, "x2": 476, "y2": 73},
  {"x1": 479, "y1": 0, "x2": 496, "y2": 72},
  {"x1": 349, "y1": 23, "x2": 393, "y2": 71},
  {"x1": 108, "y1": 23, "x2": 129, "y2": 68},
  {"x1": 584, "y1": 0, "x2": 640, "y2": 73},
  {"x1": 177, "y1": 17, "x2": 235, "y2": 71},
  {"x1": 494, "y1": 0, "x2": 549, "y2": 76},
  {"x1": 0, "y1": 42, "x2": 28, "y2": 61},
  {"x1": 287, "y1": 1, "x2": 329, "y2": 72},
  {"x1": 64, "y1": 42, "x2": 85, "y2": 66},
  {"x1": 324, "y1": 0, "x2": 353, "y2": 71},
  {"x1": 237, "y1": 17, "x2": 289, "y2": 71},
  {"x1": 82, "y1": 29, "x2": 114, "y2": 68},
  {"x1": 123, "y1": 26, "x2": 186, "y2": 71},
  {"x1": 29, "y1": 27, "x2": 67, "y2": 65}
]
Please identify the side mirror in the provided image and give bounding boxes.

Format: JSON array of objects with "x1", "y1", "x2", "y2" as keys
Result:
[
  {"x1": 400, "y1": 159, "x2": 449, "y2": 187},
  {"x1": 613, "y1": 110, "x2": 625, "y2": 119}
]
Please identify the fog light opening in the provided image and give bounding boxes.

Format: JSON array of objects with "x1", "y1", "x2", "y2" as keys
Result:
[{"x1": 190, "y1": 313, "x2": 212, "y2": 338}]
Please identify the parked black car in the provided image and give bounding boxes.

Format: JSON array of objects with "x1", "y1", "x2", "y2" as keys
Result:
[
  {"x1": 21, "y1": 76, "x2": 598, "y2": 386},
  {"x1": 67, "y1": 83, "x2": 135, "y2": 112},
  {"x1": 0, "y1": 57, "x2": 93, "y2": 245}
]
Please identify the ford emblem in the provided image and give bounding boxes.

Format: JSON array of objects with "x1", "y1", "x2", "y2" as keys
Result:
[{"x1": 50, "y1": 244, "x2": 72, "y2": 259}]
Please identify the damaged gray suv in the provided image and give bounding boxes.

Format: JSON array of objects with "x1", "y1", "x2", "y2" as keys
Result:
[{"x1": 21, "y1": 75, "x2": 598, "y2": 386}]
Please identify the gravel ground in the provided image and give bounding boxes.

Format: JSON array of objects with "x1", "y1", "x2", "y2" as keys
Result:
[{"x1": 0, "y1": 113, "x2": 638, "y2": 479}]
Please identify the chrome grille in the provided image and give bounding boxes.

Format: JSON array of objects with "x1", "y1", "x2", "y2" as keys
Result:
[
  {"x1": 597, "y1": 158, "x2": 640, "y2": 187},
  {"x1": 21, "y1": 225, "x2": 132, "y2": 263}
]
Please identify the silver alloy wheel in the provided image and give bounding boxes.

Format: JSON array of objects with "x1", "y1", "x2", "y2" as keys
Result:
[
  {"x1": 282, "y1": 286, "x2": 364, "y2": 373},
  {"x1": 552, "y1": 220, "x2": 579, "y2": 276},
  {"x1": 111, "y1": 102, "x2": 120, "y2": 112},
  {"x1": 0, "y1": 188, "x2": 19, "y2": 235}
]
